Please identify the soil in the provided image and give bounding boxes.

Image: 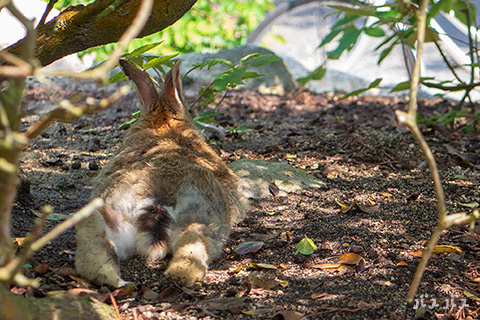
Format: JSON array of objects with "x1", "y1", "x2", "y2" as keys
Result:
[{"x1": 10, "y1": 77, "x2": 480, "y2": 320}]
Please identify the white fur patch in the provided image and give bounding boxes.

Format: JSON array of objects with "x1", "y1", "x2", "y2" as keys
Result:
[{"x1": 107, "y1": 222, "x2": 137, "y2": 260}]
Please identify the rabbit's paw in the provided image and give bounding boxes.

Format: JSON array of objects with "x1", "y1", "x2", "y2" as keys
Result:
[{"x1": 165, "y1": 257, "x2": 207, "y2": 286}]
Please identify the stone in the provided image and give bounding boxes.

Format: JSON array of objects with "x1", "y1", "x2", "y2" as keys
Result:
[{"x1": 228, "y1": 159, "x2": 326, "y2": 200}]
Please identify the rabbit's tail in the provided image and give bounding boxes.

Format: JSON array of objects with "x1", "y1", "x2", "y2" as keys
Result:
[{"x1": 165, "y1": 223, "x2": 222, "y2": 286}]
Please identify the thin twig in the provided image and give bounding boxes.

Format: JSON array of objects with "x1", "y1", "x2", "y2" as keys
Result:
[
  {"x1": 24, "y1": 85, "x2": 129, "y2": 140},
  {"x1": 38, "y1": 0, "x2": 58, "y2": 27},
  {"x1": 43, "y1": 0, "x2": 154, "y2": 81}
]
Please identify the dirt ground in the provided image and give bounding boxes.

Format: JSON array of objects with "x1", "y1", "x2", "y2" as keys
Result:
[{"x1": 10, "y1": 77, "x2": 480, "y2": 320}]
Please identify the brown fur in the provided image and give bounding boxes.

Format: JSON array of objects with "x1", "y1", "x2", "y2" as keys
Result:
[{"x1": 75, "y1": 60, "x2": 246, "y2": 287}]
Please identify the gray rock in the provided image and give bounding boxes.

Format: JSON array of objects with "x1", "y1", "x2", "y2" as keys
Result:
[
  {"x1": 228, "y1": 159, "x2": 326, "y2": 200},
  {"x1": 179, "y1": 44, "x2": 298, "y2": 95}
]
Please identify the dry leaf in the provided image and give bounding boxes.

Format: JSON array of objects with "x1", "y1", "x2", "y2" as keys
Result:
[
  {"x1": 242, "y1": 309, "x2": 273, "y2": 316},
  {"x1": 269, "y1": 182, "x2": 280, "y2": 198},
  {"x1": 248, "y1": 272, "x2": 277, "y2": 289},
  {"x1": 336, "y1": 200, "x2": 354, "y2": 213},
  {"x1": 197, "y1": 297, "x2": 246, "y2": 314},
  {"x1": 471, "y1": 277, "x2": 480, "y2": 283},
  {"x1": 310, "y1": 263, "x2": 342, "y2": 270},
  {"x1": 456, "y1": 201, "x2": 479, "y2": 208},
  {"x1": 337, "y1": 252, "x2": 364, "y2": 265},
  {"x1": 280, "y1": 231, "x2": 293, "y2": 241},
  {"x1": 357, "y1": 203, "x2": 379, "y2": 214},
  {"x1": 311, "y1": 293, "x2": 326, "y2": 299},
  {"x1": 142, "y1": 288, "x2": 159, "y2": 300},
  {"x1": 156, "y1": 287, "x2": 180, "y2": 302},
  {"x1": 112, "y1": 284, "x2": 135, "y2": 298},
  {"x1": 409, "y1": 249, "x2": 424, "y2": 257},
  {"x1": 397, "y1": 261, "x2": 408, "y2": 266},
  {"x1": 278, "y1": 280, "x2": 289, "y2": 287},
  {"x1": 55, "y1": 266, "x2": 77, "y2": 277},
  {"x1": 432, "y1": 244, "x2": 463, "y2": 254},
  {"x1": 286, "y1": 153, "x2": 297, "y2": 159},
  {"x1": 380, "y1": 192, "x2": 392, "y2": 197},
  {"x1": 234, "y1": 241, "x2": 264, "y2": 255},
  {"x1": 247, "y1": 262, "x2": 278, "y2": 270},
  {"x1": 327, "y1": 170, "x2": 339, "y2": 179},
  {"x1": 33, "y1": 263, "x2": 51, "y2": 276}
]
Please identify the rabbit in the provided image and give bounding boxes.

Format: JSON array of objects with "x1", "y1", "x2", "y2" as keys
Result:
[{"x1": 75, "y1": 59, "x2": 246, "y2": 287}]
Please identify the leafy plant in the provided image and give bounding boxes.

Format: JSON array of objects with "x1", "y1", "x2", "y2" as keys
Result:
[
  {"x1": 49, "y1": 0, "x2": 275, "y2": 61},
  {"x1": 109, "y1": 43, "x2": 279, "y2": 133},
  {"x1": 312, "y1": 0, "x2": 479, "y2": 111}
]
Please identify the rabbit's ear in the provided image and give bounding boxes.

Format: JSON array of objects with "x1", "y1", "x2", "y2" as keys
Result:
[
  {"x1": 163, "y1": 61, "x2": 185, "y2": 113},
  {"x1": 119, "y1": 59, "x2": 159, "y2": 112}
]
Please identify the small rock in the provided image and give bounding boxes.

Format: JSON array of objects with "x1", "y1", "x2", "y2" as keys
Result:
[
  {"x1": 350, "y1": 244, "x2": 363, "y2": 253},
  {"x1": 61, "y1": 164, "x2": 70, "y2": 171},
  {"x1": 45, "y1": 159, "x2": 64, "y2": 167},
  {"x1": 367, "y1": 249, "x2": 379, "y2": 259},
  {"x1": 88, "y1": 160, "x2": 99, "y2": 171},
  {"x1": 87, "y1": 141, "x2": 99, "y2": 152},
  {"x1": 71, "y1": 160, "x2": 81, "y2": 170},
  {"x1": 91, "y1": 137, "x2": 101, "y2": 145}
]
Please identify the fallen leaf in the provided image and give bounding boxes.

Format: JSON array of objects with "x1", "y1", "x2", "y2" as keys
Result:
[
  {"x1": 112, "y1": 284, "x2": 135, "y2": 298},
  {"x1": 278, "y1": 280, "x2": 289, "y2": 287},
  {"x1": 432, "y1": 244, "x2": 463, "y2": 255},
  {"x1": 280, "y1": 231, "x2": 293, "y2": 241},
  {"x1": 286, "y1": 153, "x2": 297, "y2": 159},
  {"x1": 397, "y1": 261, "x2": 408, "y2": 266},
  {"x1": 242, "y1": 309, "x2": 273, "y2": 316},
  {"x1": 311, "y1": 293, "x2": 326, "y2": 299},
  {"x1": 247, "y1": 262, "x2": 278, "y2": 270},
  {"x1": 409, "y1": 249, "x2": 424, "y2": 257},
  {"x1": 156, "y1": 287, "x2": 180, "y2": 302},
  {"x1": 33, "y1": 263, "x2": 51, "y2": 276},
  {"x1": 14, "y1": 237, "x2": 27, "y2": 247},
  {"x1": 295, "y1": 237, "x2": 317, "y2": 255},
  {"x1": 277, "y1": 263, "x2": 288, "y2": 269},
  {"x1": 456, "y1": 201, "x2": 479, "y2": 208},
  {"x1": 31, "y1": 209, "x2": 70, "y2": 221},
  {"x1": 248, "y1": 272, "x2": 277, "y2": 289},
  {"x1": 310, "y1": 263, "x2": 342, "y2": 270},
  {"x1": 269, "y1": 182, "x2": 280, "y2": 198},
  {"x1": 380, "y1": 192, "x2": 393, "y2": 197},
  {"x1": 327, "y1": 170, "x2": 339, "y2": 179},
  {"x1": 197, "y1": 297, "x2": 246, "y2": 314},
  {"x1": 471, "y1": 277, "x2": 480, "y2": 283},
  {"x1": 337, "y1": 253, "x2": 364, "y2": 265},
  {"x1": 55, "y1": 266, "x2": 77, "y2": 277},
  {"x1": 336, "y1": 200, "x2": 354, "y2": 213},
  {"x1": 69, "y1": 275, "x2": 91, "y2": 287},
  {"x1": 142, "y1": 288, "x2": 159, "y2": 300},
  {"x1": 368, "y1": 199, "x2": 376, "y2": 205},
  {"x1": 234, "y1": 241, "x2": 264, "y2": 255},
  {"x1": 357, "y1": 203, "x2": 379, "y2": 214}
]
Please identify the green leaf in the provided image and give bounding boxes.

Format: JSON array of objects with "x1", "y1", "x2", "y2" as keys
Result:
[
  {"x1": 212, "y1": 72, "x2": 232, "y2": 91},
  {"x1": 390, "y1": 77, "x2": 434, "y2": 92},
  {"x1": 328, "y1": 4, "x2": 374, "y2": 17},
  {"x1": 31, "y1": 209, "x2": 70, "y2": 221},
  {"x1": 297, "y1": 65, "x2": 326, "y2": 86},
  {"x1": 295, "y1": 236, "x2": 317, "y2": 255},
  {"x1": 230, "y1": 65, "x2": 248, "y2": 87},
  {"x1": 107, "y1": 71, "x2": 127, "y2": 84},
  {"x1": 378, "y1": 45, "x2": 394, "y2": 64},
  {"x1": 125, "y1": 41, "x2": 164, "y2": 59},
  {"x1": 327, "y1": 26, "x2": 362, "y2": 59},
  {"x1": 341, "y1": 78, "x2": 382, "y2": 99},
  {"x1": 143, "y1": 54, "x2": 179, "y2": 70},
  {"x1": 242, "y1": 71, "x2": 264, "y2": 79},
  {"x1": 240, "y1": 53, "x2": 261, "y2": 64},
  {"x1": 249, "y1": 54, "x2": 281, "y2": 67},
  {"x1": 364, "y1": 27, "x2": 385, "y2": 37}
]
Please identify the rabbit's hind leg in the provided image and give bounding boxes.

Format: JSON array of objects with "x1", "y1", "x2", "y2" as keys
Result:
[
  {"x1": 135, "y1": 202, "x2": 175, "y2": 262},
  {"x1": 75, "y1": 210, "x2": 125, "y2": 287}
]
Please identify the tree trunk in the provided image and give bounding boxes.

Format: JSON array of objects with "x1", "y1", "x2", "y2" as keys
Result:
[{"x1": 2, "y1": 0, "x2": 198, "y2": 67}]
